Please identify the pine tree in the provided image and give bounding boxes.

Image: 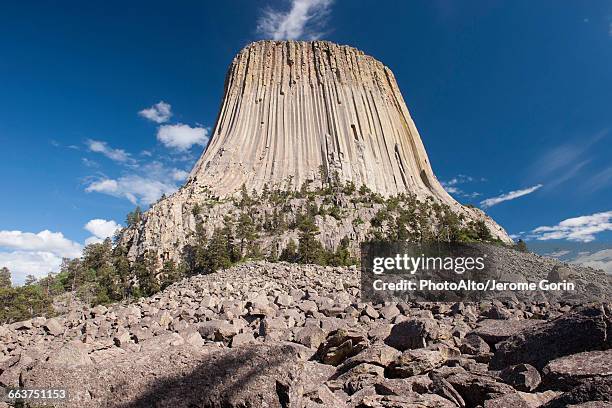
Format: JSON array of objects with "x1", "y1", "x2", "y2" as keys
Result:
[
  {"x1": 239, "y1": 184, "x2": 251, "y2": 208},
  {"x1": 0, "y1": 267, "x2": 11, "y2": 288},
  {"x1": 222, "y1": 216, "x2": 240, "y2": 263},
  {"x1": 191, "y1": 220, "x2": 209, "y2": 275},
  {"x1": 297, "y1": 215, "x2": 325, "y2": 264},
  {"x1": 205, "y1": 228, "x2": 232, "y2": 272},
  {"x1": 237, "y1": 213, "x2": 258, "y2": 258},
  {"x1": 475, "y1": 220, "x2": 493, "y2": 242},
  {"x1": 160, "y1": 260, "x2": 181, "y2": 289},
  {"x1": 329, "y1": 237, "x2": 355, "y2": 266},
  {"x1": 112, "y1": 245, "x2": 132, "y2": 299},
  {"x1": 191, "y1": 203, "x2": 202, "y2": 216},
  {"x1": 280, "y1": 239, "x2": 298, "y2": 262},
  {"x1": 134, "y1": 251, "x2": 160, "y2": 297},
  {"x1": 126, "y1": 206, "x2": 143, "y2": 227},
  {"x1": 515, "y1": 239, "x2": 528, "y2": 252},
  {"x1": 24, "y1": 275, "x2": 37, "y2": 286}
]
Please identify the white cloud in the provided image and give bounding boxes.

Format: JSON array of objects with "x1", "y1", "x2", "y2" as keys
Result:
[
  {"x1": 571, "y1": 249, "x2": 612, "y2": 273},
  {"x1": 81, "y1": 157, "x2": 99, "y2": 168},
  {"x1": 545, "y1": 250, "x2": 571, "y2": 258},
  {"x1": 257, "y1": 0, "x2": 333, "y2": 40},
  {"x1": 0, "y1": 229, "x2": 84, "y2": 285},
  {"x1": 84, "y1": 160, "x2": 189, "y2": 205},
  {"x1": 171, "y1": 169, "x2": 189, "y2": 181},
  {"x1": 480, "y1": 184, "x2": 543, "y2": 208},
  {"x1": 0, "y1": 251, "x2": 64, "y2": 285},
  {"x1": 86, "y1": 139, "x2": 132, "y2": 163},
  {"x1": 139, "y1": 101, "x2": 172, "y2": 124},
  {"x1": 0, "y1": 230, "x2": 82, "y2": 258},
  {"x1": 86, "y1": 175, "x2": 177, "y2": 205},
  {"x1": 441, "y1": 175, "x2": 482, "y2": 197},
  {"x1": 157, "y1": 123, "x2": 209, "y2": 151},
  {"x1": 84, "y1": 175, "x2": 173, "y2": 206},
  {"x1": 531, "y1": 211, "x2": 612, "y2": 242},
  {"x1": 84, "y1": 219, "x2": 122, "y2": 245}
]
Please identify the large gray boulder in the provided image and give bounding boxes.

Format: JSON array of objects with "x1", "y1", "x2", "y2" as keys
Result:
[
  {"x1": 542, "y1": 376, "x2": 612, "y2": 408},
  {"x1": 470, "y1": 319, "x2": 540, "y2": 347},
  {"x1": 384, "y1": 318, "x2": 442, "y2": 351},
  {"x1": 542, "y1": 349, "x2": 612, "y2": 390},
  {"x1": 491, "y1": 305, "x2": 611, "y2": 369}
]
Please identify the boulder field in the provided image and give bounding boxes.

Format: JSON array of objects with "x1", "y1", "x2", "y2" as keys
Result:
[{"x1": 0, "y1": 261, "x2": 610, "y2": 407}]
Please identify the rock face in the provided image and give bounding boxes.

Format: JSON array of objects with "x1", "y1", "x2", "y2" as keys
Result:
[
  {"x1": 120, "y1": 40, "x2": 511, "y2": 263},
  {"x1": 191, "y1": 41, "x2": 452, "y2": 200}
]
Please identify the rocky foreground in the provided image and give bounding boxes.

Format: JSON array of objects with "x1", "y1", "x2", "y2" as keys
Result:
[{"x1": 1, "y1": 259, "x2": 611, "y2": 407}]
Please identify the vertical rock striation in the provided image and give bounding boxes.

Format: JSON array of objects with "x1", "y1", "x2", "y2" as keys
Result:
[
  {"x1": 190, "y1": 40, "x2": 453, "y2": 202},
  {"x1": 120, "y1": 40, "x2": 512, "y2": 262}
]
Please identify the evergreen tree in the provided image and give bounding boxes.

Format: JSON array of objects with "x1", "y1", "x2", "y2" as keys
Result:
[
  {"x1": 160, "y1": 260, "x2": 181, "y2": 289},
  {"x1": 297, "y1": 216, "x2": 325, "y2": 264},
  {"x1": 205, "y1": 228, "x2": 232, "y2": 272},
  {"x1": 191, "y1": 203, "x2": 202, "y2": 216},
  {"x1": 126, "y1": 206, "x2": 143, "y2": 227},
  {"x1": 515, "y1": 239, "x2": 528, "y2": 252},
  {"x1": 280, "y1": 239, "x2": 298, "y2": 262},
  {"x1": 0, "y1": 267, "x2": 11, "y2": 288},
  {"x1": 0, "y1": 284, "x2": 53, "y2": 324},
  {"x1": 134, "y1": 251, "x2": 160, "y2": 297},
  {"x1": 475, "y1": 220, "x2": 493, "y2": 242},
  {"x1": 239, "y1": 184, "x2": 252, "y2": 207},
  {"x1": 222, "y1": 216, "x2": 240, "y2": 263},
  {"x1": 24, "y1": 274, "x2": 37, "y2": 286},
  {"x1": 236, "y1": 213, "x2": 258, "y2": 258},
  {"x1": 328, "y1": 237, "x2": 355, "y2": 266},
  {"x1": 112, "y1": 245, "x2": 132, "y2": 299},
  {"x1": 261, "y1": 183, "x2": 270, "y2": 199}
]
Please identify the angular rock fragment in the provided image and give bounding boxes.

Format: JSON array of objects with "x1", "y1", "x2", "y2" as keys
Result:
[
  {"x1": 491, "y1": 306, "x2": 611, "y2": 369},
  {"x1": 500, "y1": 363, "x2": 542, "y2": 392}
]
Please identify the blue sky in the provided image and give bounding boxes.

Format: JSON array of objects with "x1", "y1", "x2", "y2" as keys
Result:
[{"x1": 1, "y1": 1, "x2": 611, "y2": 282}]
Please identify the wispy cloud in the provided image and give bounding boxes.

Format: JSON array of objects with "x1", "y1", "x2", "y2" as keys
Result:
[
  {"x1": 171, "y1": 169, "x2": 189, "y2": 181},
  {"x1": 571, "y1": 248, "x2": 612, "y2": 273},
  {"x1": 84, "y1": 161, "x2": 189, "y2": 205},
  {"x1": 531, "y1": 211, "x2": 612, "y2": 242},
  {"x1": 139, "y1": 101, "x2": 172, "y2": 124},
  {"x1": 257, "y1": 0, "x2": 333, "y2": 40},
  {"x1": 528, "y1": 130, "x2": 607, "y2": 190},
  {"x1": 584, "y1": 166, "x2": 612, "y2": 193},
  {"x1": 480, "y1": 184, "x2": 543, "y2": 208},
  {"x1": 441, "y1": 174, "x2": 484, "y2": 198},
  {"x1": 157, "y1": 123, "x2": 209, "y2": 151},
  {"x1": 86, "y1": 139, "x2": 132, "y2": 163},
  {"x1": 86, "y1": 175, "x2": 178, "y2": 205},
  {"x1": 81, "y1": 157, "x2": 99, "y2": 168}
]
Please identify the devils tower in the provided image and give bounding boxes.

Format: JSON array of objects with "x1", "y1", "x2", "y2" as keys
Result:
[
  {"x1": 122, "y1": 41, "x2": 511, "y2": 262},
  {"x1": 192, "y1": 40, "x2": 452, "y2": 201}
]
